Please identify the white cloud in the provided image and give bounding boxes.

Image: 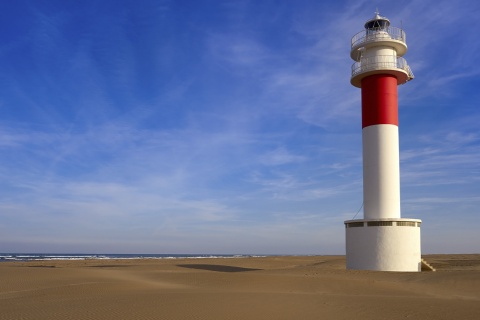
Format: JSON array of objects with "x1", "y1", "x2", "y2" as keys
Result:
[{"x1": 259, "y1": 147, "x2": 306, "y2": 166}]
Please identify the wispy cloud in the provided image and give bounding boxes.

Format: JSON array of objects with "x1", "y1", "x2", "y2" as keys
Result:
[{"x1": 258, "y1": 147, "x2": 306, "y2": 166}]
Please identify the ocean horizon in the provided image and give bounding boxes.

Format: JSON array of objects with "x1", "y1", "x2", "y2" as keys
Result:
[{"x1": 0, "y1": 253, "x2": 267, "y2": 262}]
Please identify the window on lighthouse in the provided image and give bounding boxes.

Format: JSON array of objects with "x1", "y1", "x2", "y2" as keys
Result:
[
  {"x1": 365, "y1": 19, "x2": 389, "y2": 31},
  {"x1": 366, "y1": 20, "x2": 391, "y2": 41}
]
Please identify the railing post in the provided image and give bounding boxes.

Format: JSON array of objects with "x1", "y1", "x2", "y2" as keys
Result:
[
  {"x1": 351, "y1": 56, "x2": 414, "y2": 81},
  {"x1": 351, "y1": 27, "x2": 406, "y2": 49}
]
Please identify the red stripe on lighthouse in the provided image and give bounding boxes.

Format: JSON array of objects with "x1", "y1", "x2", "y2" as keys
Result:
[{"x1": 361, "y1": 74, "x2": 398, "y2": 128}]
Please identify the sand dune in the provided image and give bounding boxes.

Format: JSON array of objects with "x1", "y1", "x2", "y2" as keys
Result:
[{"x1": 1, "y1": 255, "x2": 479, "y2": 319}]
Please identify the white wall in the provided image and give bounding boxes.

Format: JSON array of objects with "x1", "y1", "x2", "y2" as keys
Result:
[
  {"x1": 345, "y1": 220, "x2": 421, "y2": 272},
  {"x1": 363, "y1": 125, "x2": 401, "y2": 219}
]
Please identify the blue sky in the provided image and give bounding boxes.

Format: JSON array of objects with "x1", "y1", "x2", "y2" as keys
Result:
[{"x1": 0, "y1": 0, "x2": 478, "y2": 254}]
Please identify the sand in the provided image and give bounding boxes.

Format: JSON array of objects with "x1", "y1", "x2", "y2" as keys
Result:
[{"x1": 1, "y1": 255, "x2": 479, "y2": 320}]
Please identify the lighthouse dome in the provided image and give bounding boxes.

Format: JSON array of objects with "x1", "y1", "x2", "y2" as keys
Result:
[{"x1": 364, "y1": 12, "x2": 390, "y2": 30}]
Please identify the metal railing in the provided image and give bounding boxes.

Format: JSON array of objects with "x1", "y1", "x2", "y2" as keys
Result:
[
  {"x1": 351, "y1": 26, "x2": 406, "y2": 48},
  {"x1": 351, "y1": 55, "x2": 414, "y2": 80}
]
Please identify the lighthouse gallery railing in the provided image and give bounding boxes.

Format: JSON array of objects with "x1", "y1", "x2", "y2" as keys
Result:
[
  {"x1": 351, "y1": 55, "x2": 414, "y2": 80},
  {"x1": 351, "y1": 26, "x2": 406, "y2": 48}
]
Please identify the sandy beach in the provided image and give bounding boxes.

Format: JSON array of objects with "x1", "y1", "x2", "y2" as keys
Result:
[{"x1": 1, "y1": 255, "x2": 479, "y2": 320}]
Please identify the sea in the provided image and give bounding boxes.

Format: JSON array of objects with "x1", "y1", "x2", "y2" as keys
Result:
[{"x1": 0, "y1": 253, "x2": 264, "y2": 262}]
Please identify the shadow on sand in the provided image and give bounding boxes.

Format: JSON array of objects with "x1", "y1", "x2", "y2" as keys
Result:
[{"x1": 177, "y1": 264, "x2": 262, "y2": 273}]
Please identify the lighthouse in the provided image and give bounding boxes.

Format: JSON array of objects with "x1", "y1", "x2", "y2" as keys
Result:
[{"x1": 344, "y1": 11, "x2": 422, "y2": 271}]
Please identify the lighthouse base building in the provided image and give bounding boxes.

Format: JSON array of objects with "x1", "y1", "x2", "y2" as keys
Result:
[
  {"x1": 345, "y1": 12, "x2": 421, "y2": 272},
  {"x1": 345, "y1": 219, "x2": 421, "y2": 271}
]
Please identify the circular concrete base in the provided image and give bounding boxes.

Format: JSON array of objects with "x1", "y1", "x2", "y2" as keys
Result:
[{"x1": 344, "y1": 219, "x2": 421, "y2": 272}]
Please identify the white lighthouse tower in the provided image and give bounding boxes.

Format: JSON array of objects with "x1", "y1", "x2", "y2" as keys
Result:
[{"x1": 344, "y1": 11, "x2": 422, "y2": 272}]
